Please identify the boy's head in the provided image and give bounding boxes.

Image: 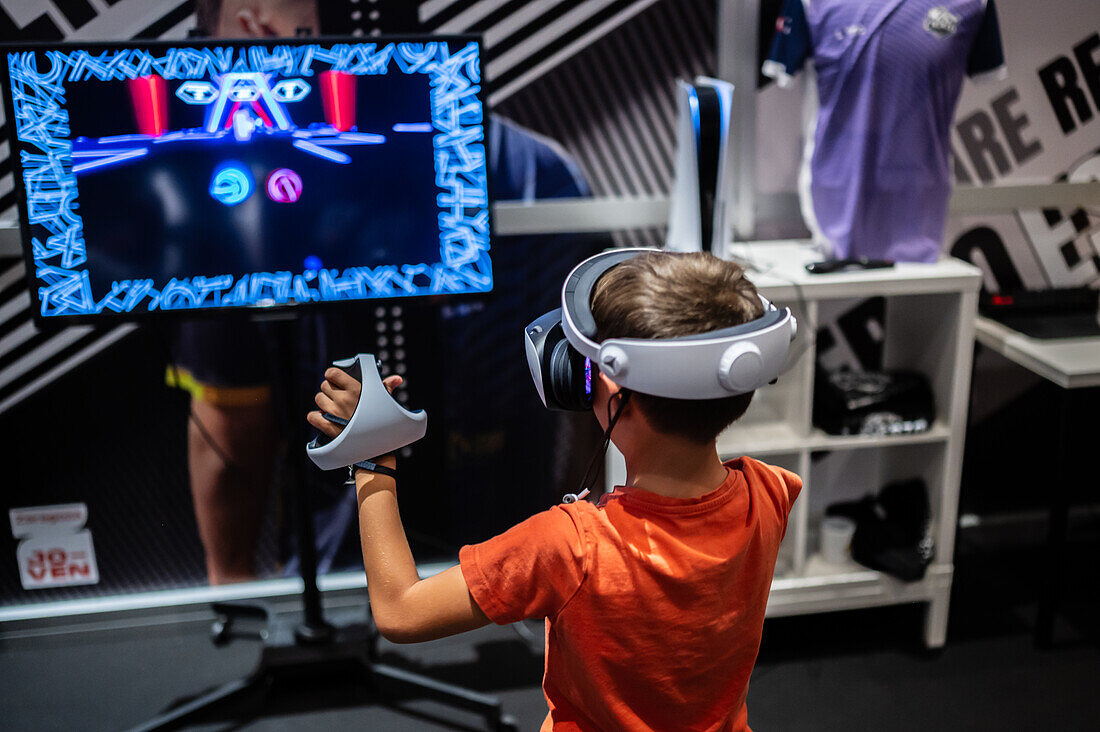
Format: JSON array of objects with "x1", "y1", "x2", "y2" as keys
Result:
[{"x1": 590, "y1": 251, "x2": 764, "y2": 445}]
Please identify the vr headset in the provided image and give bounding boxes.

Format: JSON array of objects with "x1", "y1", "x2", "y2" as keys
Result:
[{"x1": 525, "y1": 248, "x2": 797, "y2": 411}]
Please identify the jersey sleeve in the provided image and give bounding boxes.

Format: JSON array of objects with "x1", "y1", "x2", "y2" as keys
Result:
[
  {"x1": 967, "y1": 0, "x2": 1007, "y2": 83},
  {"x1": 459, "y1": 505, "x2": 587, "y2": 624},
  {"x1": 762, "y1": 0, "x2": 812, "y2": 89}
]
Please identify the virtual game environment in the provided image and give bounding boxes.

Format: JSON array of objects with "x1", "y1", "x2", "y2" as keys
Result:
[{"x1": 3, "y1": 39, "x2": 492, "y2": 321}]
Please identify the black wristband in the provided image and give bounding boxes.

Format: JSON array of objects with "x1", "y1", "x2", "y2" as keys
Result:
[{"x1": 349, "y1": 459, "x2": 398, "y2": 480}]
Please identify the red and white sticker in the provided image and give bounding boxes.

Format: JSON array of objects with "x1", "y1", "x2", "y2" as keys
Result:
[{"x1": 10, "y1": 504, "x2": 100, "y2": 589}]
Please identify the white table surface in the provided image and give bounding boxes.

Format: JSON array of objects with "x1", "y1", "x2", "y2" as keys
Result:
[{"x1": 974, "y1": 315, "x2": 1100, "y2": 390}]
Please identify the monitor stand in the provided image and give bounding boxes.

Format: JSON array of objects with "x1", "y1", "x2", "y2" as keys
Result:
[{"x1": 130, "y1": 313, "x2": 517, "y2": 732}]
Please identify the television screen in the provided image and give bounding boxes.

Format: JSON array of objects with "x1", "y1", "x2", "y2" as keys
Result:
[{"x1": 1, "y1": 37, "x2": 492, "y2": 323}]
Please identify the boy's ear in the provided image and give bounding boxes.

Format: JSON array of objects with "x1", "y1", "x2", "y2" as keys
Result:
[{"x1": 597, "y1": 371, "x2": 622, "y2": 397}]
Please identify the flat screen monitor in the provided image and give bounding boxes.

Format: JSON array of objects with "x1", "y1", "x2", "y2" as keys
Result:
[{"x1": 1, "y1": 36, "x2": 492, "y2": 324}]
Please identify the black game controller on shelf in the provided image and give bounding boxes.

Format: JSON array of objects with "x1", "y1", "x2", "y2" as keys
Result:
[{"x1": 805, "y1": 257, "x2": 895, "y2": 274}]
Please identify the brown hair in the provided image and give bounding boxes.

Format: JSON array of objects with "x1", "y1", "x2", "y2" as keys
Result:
[{"x1": 591, "y1": 251, "x2": 764, "y2": 444}]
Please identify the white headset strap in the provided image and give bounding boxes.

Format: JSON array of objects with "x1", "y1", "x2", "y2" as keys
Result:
[{"x1": 561, "y1": 292, "x2": 779, "y2": 358}]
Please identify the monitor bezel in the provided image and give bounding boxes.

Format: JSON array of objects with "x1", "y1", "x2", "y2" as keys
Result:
[{"x1": 0, "y1": 34, "x2": 494, "y2": 329}]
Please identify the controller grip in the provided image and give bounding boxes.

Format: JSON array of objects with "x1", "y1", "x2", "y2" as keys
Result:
[{"x1": 305, "y1": 353, "x2": 427, "y2": 471}]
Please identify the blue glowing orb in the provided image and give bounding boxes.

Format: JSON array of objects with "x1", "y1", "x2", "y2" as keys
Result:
[
  {"x1": 209, "y1": 164, "x2": 253, "y2": 206},
  {"x1": 303, "y1": 255, "x2": 323, "y2": 270}
]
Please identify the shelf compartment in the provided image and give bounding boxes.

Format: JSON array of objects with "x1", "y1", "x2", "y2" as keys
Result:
[
  {"x1": 807, "y1": 422, "x2": 952, "y2": 451},
  {"x1": 717, "y1": 420, "x2": 951, "y2": 459},
  {"x1": 766, "y1": 559, "x2": 952, "y2": 618}
]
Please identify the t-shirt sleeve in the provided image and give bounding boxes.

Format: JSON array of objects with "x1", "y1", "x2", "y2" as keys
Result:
[
  {"x1": 754, "y1": 460, "x2": 803, "y2": 540},
  {"x1": 459, "y1": 505, "x2": 587, "y2": 625},
  {"x1": 762, "y1": 0, "x2": 812, "y2": 88},
  {"x1": 967, "y1": 0, "x2": 1007, "y2": 83},
  {"x1": 769, "y1": 464, "x2": 803, "y2": 513}
]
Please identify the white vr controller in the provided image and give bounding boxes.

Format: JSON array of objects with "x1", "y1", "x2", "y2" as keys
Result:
[{"x1": 305, "y1": 353, "x2": 427, "y2": 471}]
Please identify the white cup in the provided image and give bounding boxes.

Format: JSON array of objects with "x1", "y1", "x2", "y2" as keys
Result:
[{"x1": 821, "y1": 516, "x2": 856, "y2": 564}]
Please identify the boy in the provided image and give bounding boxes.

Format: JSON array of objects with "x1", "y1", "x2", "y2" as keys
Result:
[{"x1": 308, "y1": 251, "x2": 802, "y2": 730}]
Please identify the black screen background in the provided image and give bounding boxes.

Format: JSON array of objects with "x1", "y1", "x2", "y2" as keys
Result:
[{"x1": 63, "y1": 69, "x2": 447, "y2": 298}]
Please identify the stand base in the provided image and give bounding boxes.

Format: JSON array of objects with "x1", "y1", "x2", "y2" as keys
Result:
[{"x1": 129, "y1": 603, "x2": 518, "y2": 732}]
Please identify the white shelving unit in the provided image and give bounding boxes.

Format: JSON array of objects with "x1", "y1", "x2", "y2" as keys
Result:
[{"x1": 606, "y1": 240, "x2": 982, "y2": 648}]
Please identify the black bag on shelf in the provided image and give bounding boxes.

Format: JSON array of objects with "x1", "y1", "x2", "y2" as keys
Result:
[
  {"x1": 826, "y1": 479, "x2": 934, "y2": 582},
  {"x1": 813, "y1": 368, "x2": 935, "y2": 436}
]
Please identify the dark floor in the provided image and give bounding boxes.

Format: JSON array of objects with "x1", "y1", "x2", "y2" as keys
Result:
[{"x1": 1, "y1": 517, "x2": 1097, "y2": 732}]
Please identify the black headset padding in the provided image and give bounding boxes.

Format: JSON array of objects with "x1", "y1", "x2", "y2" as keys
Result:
[
  {"x1": 549, "y1": 336, "x2": 589, "y2": 411},
  {"x1": 564, "y1": 250, "x2": 647, "y2": 339}
]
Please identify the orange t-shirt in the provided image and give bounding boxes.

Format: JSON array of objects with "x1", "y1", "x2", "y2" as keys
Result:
[{"x1": 459, "y1": 457, "x2": 802, "y2": 731}]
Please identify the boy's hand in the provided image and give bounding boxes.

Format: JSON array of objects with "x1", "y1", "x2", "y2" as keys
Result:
[{"x1": 306, "y1": 367, "x2": 404, "y2": 440}]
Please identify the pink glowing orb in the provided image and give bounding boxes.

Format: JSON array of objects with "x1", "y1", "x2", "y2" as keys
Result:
[{"x1": 266, "y1": 168, "x2": 302, "y2": 203}]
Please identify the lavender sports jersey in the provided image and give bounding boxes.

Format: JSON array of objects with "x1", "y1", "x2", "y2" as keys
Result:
[{"x1": 764, "y1": 0, "x2": 1005, "y2": 262}]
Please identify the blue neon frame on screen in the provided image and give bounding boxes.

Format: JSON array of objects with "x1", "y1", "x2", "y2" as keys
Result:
[{"x1": 1, "y1": 36, "x2": 493, "y2": 325}]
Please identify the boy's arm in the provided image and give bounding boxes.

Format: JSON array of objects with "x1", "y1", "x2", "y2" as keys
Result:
[
  {"x1": 354, "y1": 469, "x2": 490, "y2": 643},
  {"x1": 307, "y1": 368, "x2": 490, "y2": 643}
]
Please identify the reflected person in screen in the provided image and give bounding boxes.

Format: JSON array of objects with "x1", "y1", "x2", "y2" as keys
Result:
[
  {"x1": 172, "y1": 0, "x2": 605, "y2": 584},
  {"x1": 169, "y1": 0, "x2": 321, "y2": 585}
]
